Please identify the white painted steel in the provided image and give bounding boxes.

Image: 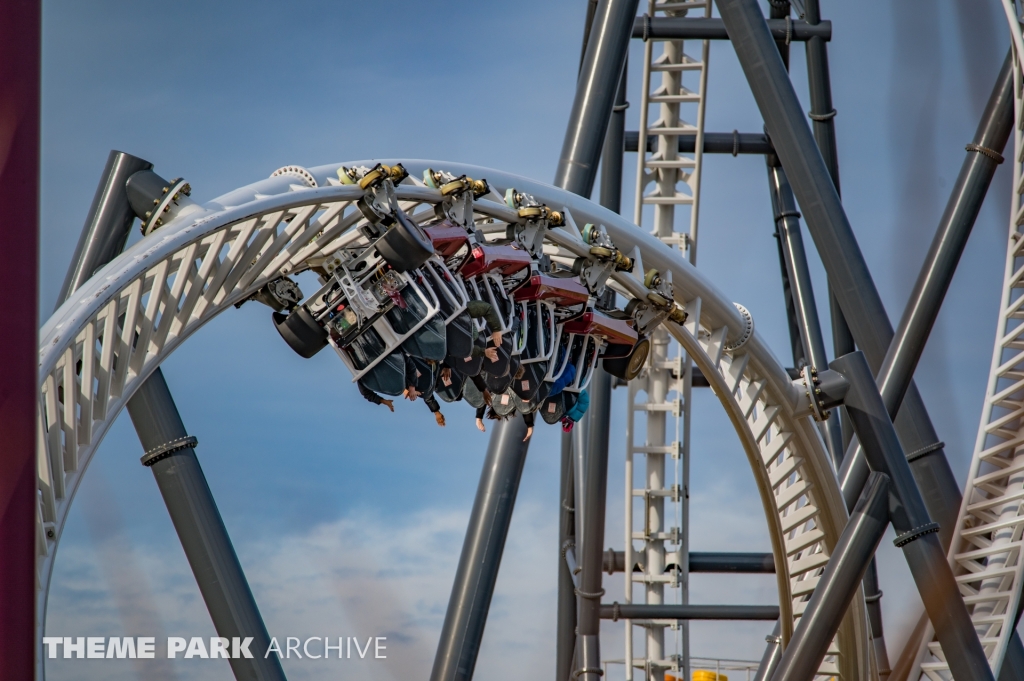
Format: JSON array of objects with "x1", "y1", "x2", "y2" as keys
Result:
[
  {"x1": 36, "y1": 161, "x2": 868, "y2": 680},
  {"x1": 912, "y1": 10, "x2": 1024, "y2": 679}
]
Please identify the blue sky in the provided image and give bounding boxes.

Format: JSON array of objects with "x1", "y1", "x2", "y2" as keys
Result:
[{"x1": 38, "y1": 1, "x2": 1014, "y2": 679}]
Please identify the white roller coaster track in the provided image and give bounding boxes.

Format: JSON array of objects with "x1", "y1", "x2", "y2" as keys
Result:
[
  {"x1": 913, "y1": 4, "x2": 1024, "y2": 679},
  {"x1": 35, "y1": 161, "x2": 869, "y2": 680}
]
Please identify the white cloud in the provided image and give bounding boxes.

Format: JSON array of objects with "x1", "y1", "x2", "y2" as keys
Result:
[{"x1": 46, "y1": 500, "x2": 558, "y2": 681}]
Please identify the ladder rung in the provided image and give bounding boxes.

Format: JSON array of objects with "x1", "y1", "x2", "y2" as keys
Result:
[
  {"x1": 655, "y1": 1, "x2": 709, "y2": 10},
  {"x1": 645, "y1": 125, "x2": 699, "y2": 135},
  {"x1": 632, "y1": 401, "x2": 683, "y2": 414},
  {"x1": 651, "y1": 62, "x2": 705, "y2": 72},
  {"x1": 642, "y1": 196, "x2": 695, "y2": 205},
  {"x1": 631, "y1": 444, "x2": 681, "y2": 455},
  {"x1": 644, "y1": 159, "x2": 696, "y2": 169},
  {"x1": 649, "y1": 94, "x2": 702, "y2": 104},
  {"x1": 658, "y1": 234, "x2": 690, "y2": 245},
  {"x1": 632, "y1": 531, "x2": 682, "y2": 542}
]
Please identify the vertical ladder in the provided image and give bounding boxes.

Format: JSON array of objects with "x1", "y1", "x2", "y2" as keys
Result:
[
  {"x1": 912, "y1": 28, "x2": 1024, "y2": 681},
  {"x1": 625, "y1": 1, "x2": 711, "y2": 680}
]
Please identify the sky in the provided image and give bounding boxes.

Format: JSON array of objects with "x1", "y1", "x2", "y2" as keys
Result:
[{"x1": 37, "y1": 1, "x2": 1014, "y2": 680}]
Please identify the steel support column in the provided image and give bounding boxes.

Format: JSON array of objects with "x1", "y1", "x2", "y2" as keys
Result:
[
  {"x1": 0, "y1": 1, "x2": 40, "y2": 677},
  {"x1": 127, "y1": 374, "x2": 284, "y2": 681},
  {"x1": 58, "y1": 152, "x2": 286, "y2": 681},
  {"x1": 767, "y1": 158, "x2": 843, "y2": 465},
  {"x1": 430, "y1": 417, "x2": 531, "y2": 681},
  {"x1": 573, "y1": 56, "x2": 627, "y2": 681},
  {"x1": 752, "y1": 623, "x2": 782, "y2": 681},
  {"x1": 838, "y1": 50, "x2": 1014, "y2": 520},
  {"x1": 830, "y1": 352, "x2": 994, "y2": 681},
  {"x1": 555, "y1": 3, "x2": 636, "y2": 677},
  {"x1": 554, "y1": 0, "x2": 641, "y2": 198},
  {"x1": 557, "y1": 434, "x2": 578, "y2": 681},
  {"x1": 712, "y1": 15, "x2": 1000, "y2": 672},
  {"x1": 58, "y1": 151, "x2": 152, "y2": 302},
  {"x1": 768, "y1": 472, "x2": 890, "y2": 681}
]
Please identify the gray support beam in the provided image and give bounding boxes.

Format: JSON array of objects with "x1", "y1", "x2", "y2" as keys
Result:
[
  {"x1": 557, "y1": 435, "x2": 577, "y2": 681},
  {"x1": 830, "y1": 352, "x2": 994, "y2": 681},
  {"x1": 554, "y1": 0, "x2": 641, "y2": 198},
  {"x1": 600, "y1": 604, "x2": 780, "y2": 620},
  {"x1": 554, "y1": 4, "x2": 636, "y2": 678},
  {"x1": 624, "y1": 131, "x2": 771, "y2": 155},
  {"x1": 631, "y1": 16, "x2": 831, "y2": 42},
  {"x1": 127, "y1": 373, "x2": 284, "y2": 681},
  {"x1": 573, "y1": 267, "x2": 617, "y2": 678},
  {"x1": 838, "y1": 50, "x2": 1014, "y2": 521},
  {"x1": 752, "y1": 624, "x2": 782, "y2": 681},
  {"x1": 766, "y1": 158, "x2": 843, "y2": 464},
  {"x1": 803, "y1": 0, "x2": 855, "y2": 453},
  {"x1": 602, "y1": 550, "x2": 775, "y2": 573},
  {"x1": 61, "y1": 152, "x2": 286, "y2": 681},
  {"x1": 768, "y1": 472, "x2": 890, "y2": 681},
  {"x1": 711, "y1": 14, "x2": 979, "y2": 667},
  {"x1": 430, "y1": 417, "x2": 530, "y2": 681},
  {"x1": 57, "y1": 151, "x2": 152, "y2": 305},
  {"x1": 573, "y1": 57, "x2": 627, "y2": 681}
]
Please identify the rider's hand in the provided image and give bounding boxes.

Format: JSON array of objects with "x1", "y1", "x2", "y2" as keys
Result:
[
  {"x1": 491, "y1": 331, "x2": 503, "y2": 347},
  {"x1": 381, "y1": 399, "x2": 394, "y2": 412},
  {"x1": 523, "y1": 426, "x2": 533, "y2": 442},
  {"x1": 435, "y1": 411, "x2": 446, "y2": 427},
  {"x1": 485, "y1": 347, "x2": 499, "y2": 362},
  {"x1": 476, "y1": 418, "x2": 486, "y2": 432}
]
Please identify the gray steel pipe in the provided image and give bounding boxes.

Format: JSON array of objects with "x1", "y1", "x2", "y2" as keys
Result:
[
  {"x1": 556, "y1": 5, "x2": 634, "y2": 677},
  {"x1": 127, "y1": 373, "x2": 284, "y2": 681},
  {"x1": 603, "y1": 551, "x2": 775, "y2": 573},
  {"x1": 60, "y1": 152, "x2": 285, "y2": 681},
  {"x1": 831, "y1": 352, "x2": 994, "y2": 681},
  {"x1": 57, "y1": 151, "x2": 152, "y2": 305},
  {"x1": 600, "y1": 604, "x2": 779, "y2": 620},
  {"x1": 430, "y1": 417, "x2": 531, "y2": 681},
  {"x1": 767, "y1": 158, "x2": 843, "y2": 465},
  {"x1": 768, "y1": 472, "x2": 890, "y2": 681},
  {"x1": 572, "y1": 59, "x2": 627, "y2": 681},
  {"x1": 556, "y1": 434, "x2": 577, "y2": 681},
  {"x1": 752, "y1": 624, "x2": 782, "y2": 681},
  {"x1": 839, "y1": 50, "x2": 1014, "y2": 526},
  {"x1": 625, "y1": 131, "x2": 772, "y2": 155},
  {"x1": 631, "y1": 17, "x2": 831, "y2": 42},
  {"x1": 554, "y1": 0, "x2": 640, "y2": 197},
  {"x1": 713, "y1": 16, "x2": 1005, "y2": 678},
  {"x1": 577, "y1": 365, "x2": 614, "y2": 681}
]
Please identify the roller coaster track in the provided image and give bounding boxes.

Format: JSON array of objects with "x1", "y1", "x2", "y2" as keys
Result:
[
  {"x1": 912, "y1": 5, "x2": 1024, "y2": 679},
  {"x1": 35, "y1": 161, "x2": 869, "y2": 679}
]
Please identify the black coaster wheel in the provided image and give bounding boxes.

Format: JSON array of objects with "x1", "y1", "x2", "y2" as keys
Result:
[
  {"x1": 604, "y1": 335, "x2": 651, "y2": 381},
  {"x1": 272, "y1": 307, "x2": 327, "y2": 358},
  {"x1": 375, "y1": 208, "x2": 434, "y2": 272}
]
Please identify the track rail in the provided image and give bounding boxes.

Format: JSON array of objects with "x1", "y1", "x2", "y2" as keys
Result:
[{"x1": 35, "y1": 161, "x2": 868, "y2": 679}]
